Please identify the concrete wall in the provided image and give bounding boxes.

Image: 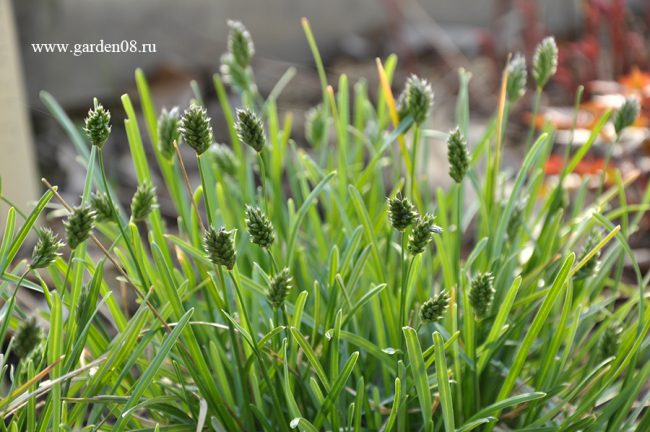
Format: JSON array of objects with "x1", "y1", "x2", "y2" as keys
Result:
[{"x1": 0, "y1": 0, "x2": 40, "y2": 217}]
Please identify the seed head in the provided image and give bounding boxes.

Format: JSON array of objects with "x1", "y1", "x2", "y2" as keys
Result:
[
  {"x1": 220, "y1": 53, "x2": 250, "y2": 91},
  {"x1": 532, "y1": 37, "x2": 558, "y2": 89},
  {"x1": 204, "y1": 227, "x2": 237, "y2": 270},
  {"x1": 83, "y1": 99, "x2": 111, "y2": 148},
  {"x1": 447, "y1": 127, "x2": 469, "y2": 183},
  {"x1": 29, "y1": 228, "x2": 63, "y2": 270},
  {"x1": 402, "y1": 75, "x2": 433, "y2": 125},
  {"x1": 158, "y1": 107, "x2": 181, "y2": 160},
  {"x1": 236, "y1": 108, "x2": 266, "y2": 153},
  {"x1": 408, "y1": 213, "x2": 441, "y2": 255},
  {"x1": 64, "y1": 206, "x2": 96, "y2": 250},
  {"x1": 180, "y1": 104, "x2": 213, "y2": 155},
  {"x1": 130, "y1": 182, "x2": 157, "y2": 222},
  {"x1": 575, "y1": 232, "x2": 601, "y2": 280},
  {"x1": 420, "y1": 291, "x2": 450, "y2": 323},
  {"x1": 387, "y1": 195, "x2": 417, "y2": 232},
  {"x1": 469, "y1": 273, "x2": 495, "y2": 319},
  {"x1": 22, "y1": 341, "x2": 44, "y2": 371},
  {"x1": 210, "y1": 143, "x2": 239, "y2": 176},
  {"x1": 506, "y1": 201, "x2": 524, "y2": 241},
  {"x1": 598, "y1": 322, "x2": 622, "y2": 360},
  {"x1": 245, "y1": 206, "x2": 275, "y2": 249},
  {"x1": 506, "y1": 54, "x2": 527, "y2": 102},
  {"x1": 396, "y1": 90, "x2": 410, "y2": 123},
  {"x1": 13, "y1": 317, "x2": 43, "y2": 358},
  {"x1": 614, "y1": 97, "x2": 640, "y2": 136},
  {"x1": 267, "y1": 268, "x2": 292, "y2": 308},
  {"x1": 305, "y1": 104, "x2": 328, "y2": 146},
  {"x1": 227, "y1": 20, "x2": 255, "y2": 68},
  {"x1": 90, "y1": 192, "x2": 115, "y2": 223}
]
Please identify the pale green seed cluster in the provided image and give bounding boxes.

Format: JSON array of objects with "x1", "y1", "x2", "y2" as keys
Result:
[
  {"x1": 30, "y1": 228, "x2": 64, "y2": 269},
  {"x1": 614, "y1": 98, "x2": 640, "y2": 136},
  {"x1": 204, "y1": 227, "x2": 237, "y2": 270},
  {"x1": 399, "y1": 75, "x2": 434, "y2": 125},
  {"x1": 245, "y1": 206, "x2": 275, "y2": 249},
  {"x1": 420, "y1": 291, "x2": 450, "y2": 322},
  {"x1": 64, "y1": 206, "x2": 96, "y2": 250},
  {"x1": 447, "y1": 128, "x2": 469, "y2": 183},
  {"x1": 408, "y1": 213, "x2": 441, "y2": 255},
  {"x1": 84, "y1": 99, "x2": 111, "y2": 148},
  {"x1": 506, "y1": 54, "x2": 527, "y2": 102},
  {"x1": 13, "y1": 317, "x2": 43, "y2": 358},
  {"x1": 130, "y1": 182, "x2": 157, "y2": 222},
  {"x1": 90, "y1": 192, "x2": 115, "y2": 223},
  {"x1": 532, "y1": 37, "x2": 558, "y2": 89},
  {"x1": 469, "y1": 273, "x2": 495, "y2": 319},
  {"x1": 267, "y1": 268, "x2": 292, "y2": 308},
  {"x1": 158, "y1": 107, "x2": 181, "y2": 160},
  {"x1": 305, "y1": 104, "x2": 328, "y2": 147},
  {"x1": 211, "y1": 143, "x2": 239, "y2": 176},
  {"x1": 236, "y1": 108, "x2": 266, "y2": 153},
  {"x1": 220, "y1": 20, "x2": 255, "y2": 91},
  {"x1": 387, "y1": 195, "x2": 418, "y2": 232},
  {"x1": 180, "y1": 104, "x2": 213, "y2": 155}
]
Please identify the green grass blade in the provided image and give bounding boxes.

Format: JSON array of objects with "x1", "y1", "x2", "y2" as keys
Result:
[
  {"x1": 114, "y1": 308, "x2": 194, "y2": 430},
  {"x1": 403, "y1": 327, "x2": 432, "y2": 432},
  {"x1": 286, "y1": 171, "x2": 336, "y2": 265},
  {"x1": 290, "y1": 327, "x2": 330, "y2": 391},
  {"x1": 433, "y1": 332, "x2": 455, "y2": 431},
  {"x1": 313, "y1": 351, "x2": 359, "y2": 428},
  {"x1": 467, "y1": 392, "x2": 546, "y2": 423},
  {"x1": 495, "y1": 254, "x2": 574, "y2": 407}
]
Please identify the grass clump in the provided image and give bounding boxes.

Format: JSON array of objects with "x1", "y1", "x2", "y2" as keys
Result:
[{"x1": 1, "y1": 20, "x2": 649, "y2": 432}]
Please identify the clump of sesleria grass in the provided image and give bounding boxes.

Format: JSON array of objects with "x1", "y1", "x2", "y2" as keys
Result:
[{"x1": 2, "y1": 18, "x2": 650, "y2": 432}]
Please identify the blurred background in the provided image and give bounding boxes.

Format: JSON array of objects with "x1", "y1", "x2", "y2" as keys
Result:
[{"x1": 2, "y1": 0, "x2": 650, "y2": 268}]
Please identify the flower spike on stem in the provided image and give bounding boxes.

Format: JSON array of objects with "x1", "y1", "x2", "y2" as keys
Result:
[
  {"x1": 420, "y1": 291, "x2": 450, "y2": 323},
  {"x1": 84, "y1": 98, "x2": 111, "y2": 149},
  {"x1": 30, "y1": 228, "x2": 64, "y2": 269},
  {"x1": 204, "y1": 227, "x2": 237, "y2": 270}
]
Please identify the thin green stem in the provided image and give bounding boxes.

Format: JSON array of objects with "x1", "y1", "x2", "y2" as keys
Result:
[
  {"x1": 561, "y1": 86, "x2": 585, "y2": 170},
  {"x1": 97, "y1": 150, "x2": 148, "y2": 291},
  {"x1": 453, "y1": 183, "x2": 465, "y2": 418},
  {"x1": 398, "y1": 233, "x2": 411, "y2": 354},
  {"x1": 215, "y1": 264, "x2": 251, "y2": 428},
  {"x1": 472, "y1": 319, "x2": 480, "y2": 412},
  {"x1": 257, "y1": 152, "x2": 270, "y2": 216},
  {"x1": 5, "y1": 269, "x2": 29, "y2": 319},
  {"x1": 281, "y1": 306, "x2": 290, "y2": 334},
  {"x1": 596, "y1": 135, "x2": 621, "y2": 198},
  {"x1": 410, "y1": 126, "x2": 421, "y2": 202},
  {"x1": 228, "y1": 270, "x2": 254, "y2": 337},
  {"x1": 266, "y1": 249, "x2": 280, "y2": 274},
  {"x1": 0, "y1": 196, "x2": 28, "y2": 219},
  {"x1": 228, "y1": 269, "x2": 289, "y2": 430},
  {"x1": 273, "y1": 307, "x2": 281, "y2": 351},
  {"x1": 197, "y1": 154, "x2": 214, "y2": 227},
  {"x1": 454, "y1": 183, "x2": 463, "y2": 285},
  {"x1": 526, "y1": 87, "x2": 543, "y2": 150}
]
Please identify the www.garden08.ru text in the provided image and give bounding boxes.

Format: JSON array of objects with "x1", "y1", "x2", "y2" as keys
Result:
[{"x1": 31, "y1": 40, "x2": 157, "y2": 56}]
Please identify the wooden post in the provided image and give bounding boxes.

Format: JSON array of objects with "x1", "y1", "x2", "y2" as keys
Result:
[{"x1": 0, "y1": 0, "x2": 40, "y2": 222}]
